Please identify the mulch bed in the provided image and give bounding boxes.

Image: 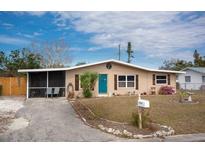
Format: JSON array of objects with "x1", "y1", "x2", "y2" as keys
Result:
[{"x1": 71, "y1": 99, "x2": 160, "y2": 137}]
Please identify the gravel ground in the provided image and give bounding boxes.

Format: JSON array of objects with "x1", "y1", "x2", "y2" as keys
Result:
[
  {"x1": 0, "y1": 100, "x2": 24, "y2": 113},
  {"x1": 0, "y1": 97, "x2": 25, "y2": 133}
]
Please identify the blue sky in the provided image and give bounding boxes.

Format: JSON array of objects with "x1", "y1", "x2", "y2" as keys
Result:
[{"x1": 0, "y1": 11, "x2": 205, "y2": 68}]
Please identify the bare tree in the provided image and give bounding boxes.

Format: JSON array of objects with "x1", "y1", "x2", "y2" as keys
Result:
[{"x1": 30, "y1": 39, "x2": 71, "y2": 68}]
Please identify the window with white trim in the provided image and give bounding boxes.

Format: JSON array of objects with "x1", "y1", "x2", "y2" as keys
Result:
[
  {"x1": 127, "y1": 75, "x2": 134, "y2": 87},
  {"x1": 156, "y1": 75, "x2": 167, "y2": 84},
  {"x1": 118, "y1": 75, "x2": 126, "y2": 87},
  {"x1": 118, "y1": 75, "x2": 135, "y2": 88},
  {"x1": 185, "y1": 76, "x2": 191, "y2": 83}
]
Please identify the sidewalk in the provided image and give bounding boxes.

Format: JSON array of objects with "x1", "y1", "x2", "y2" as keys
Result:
[
  {"x1": 117, "y1": 133, "x2": 205, "y2": 142},
  {"x1": 163, "y1": 133, "x2": 205, "y2": 142}
]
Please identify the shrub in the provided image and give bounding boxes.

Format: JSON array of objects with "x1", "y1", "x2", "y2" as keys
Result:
[
  {"x1": 131, "y1": 111, "x2": 152, "y2": 128},
  {"x1": 179, "y1": 90, "x2": 188, "y2": 102},
  {"x1": 80, "y1": 72, "x2": 98, "y2": 98},
  {"x1": 83, "y1": 89, "x2": 92, "y2": 98},
  {"x1": 158, "y1": 86, "x2": 175, "y2": 95},
  {"x1": 0, "y1": 85, "x2": 2, "y2": 96}
]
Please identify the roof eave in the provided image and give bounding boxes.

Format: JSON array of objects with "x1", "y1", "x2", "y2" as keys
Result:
[{"x1": 18, "y1": 59, "x2": 185, "y2": 74}]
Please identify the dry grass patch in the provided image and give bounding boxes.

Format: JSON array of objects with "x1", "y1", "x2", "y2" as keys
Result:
[{"x1": 80, "y1": 92, "x2": 205, "y2": 134}]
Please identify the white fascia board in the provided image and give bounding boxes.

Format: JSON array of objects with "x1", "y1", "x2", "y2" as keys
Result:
[{"x1": 18, "y1": 59, "x2": 185, "y2": 74}]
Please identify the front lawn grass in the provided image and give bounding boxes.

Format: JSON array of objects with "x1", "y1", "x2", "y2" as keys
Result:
[{"x1": 80, "y1": 92, "x2": 205, "y2": 134}]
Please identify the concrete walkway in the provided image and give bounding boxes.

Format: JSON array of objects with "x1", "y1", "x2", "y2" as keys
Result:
[{"x1": 0, "y1": 97, "x2": 205, "y2": 142}]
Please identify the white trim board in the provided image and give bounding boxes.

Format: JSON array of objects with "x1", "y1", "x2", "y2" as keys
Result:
[{"x1": 18, "y1": 59, "x2": 185, "y2": 74}]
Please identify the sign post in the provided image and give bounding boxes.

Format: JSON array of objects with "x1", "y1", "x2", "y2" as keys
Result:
[{"x1": 138, "y1": 107, "x2": 142, "y2": 129}]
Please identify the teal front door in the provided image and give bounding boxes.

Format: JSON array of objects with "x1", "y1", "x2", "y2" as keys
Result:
[{"x1": 99, "y1": 74, "x2": 107, "y2": 94}]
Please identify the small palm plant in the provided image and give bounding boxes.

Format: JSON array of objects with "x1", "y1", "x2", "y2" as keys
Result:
[{"x1": 179, "y1": 90, "x2": 188, "y2": 103}]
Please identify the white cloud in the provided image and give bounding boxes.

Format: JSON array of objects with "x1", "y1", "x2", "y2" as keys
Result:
[
  {"x1": 16, "y1": 32, "x2": 42, "y2": 38},
  {"x1": 87, "y1": 47, "x2": 102, "y2": 51},
  {"x1": 17, "y1": 32, "x2": 33, "y2": 38},
  {"x1": 53, "y1": 11, "x2": 205, "y2": 60},
  {"x1": 1, "y1": 22, "x2": 14, "y2": 29},
  {"x1": 27, "y1": 11, "x2": 47, "y2": 17},
  {"x1": 0, "y1": 35, "x2": 30, "y2": 46},
  {"x1": 69, "y1": 47, "x2": 84, "y2": 51},
  {"x1": 33, "y1": 32, "x2": 42, "y2": 36},
  {"x1": 15, "y1": 11, "x2": 47, "y2": 17}
]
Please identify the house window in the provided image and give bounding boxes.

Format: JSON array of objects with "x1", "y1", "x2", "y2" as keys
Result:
[
  {"x1": 156, "y1": 75, "x2": 167, "y2": 84},
  {"x1": 185, "y1": 76, "x2": 191, "y2": 83},
  {"x1": 118, "y1": 75, "x2": 135, "y2": 88},
  {"x1": 127, "y1": 75, "x2": 134, "y2": 87},
  {"x1": 202, "y1": 76, "x2": 205, "y2": 83},
  {"x1": 118, "y1": 75, "x2": 126, "y2": 87}
]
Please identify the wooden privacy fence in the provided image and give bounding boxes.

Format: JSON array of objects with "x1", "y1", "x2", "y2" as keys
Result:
[{"x1": 0, "y1": 76, "x2": 27, "y2": 96}]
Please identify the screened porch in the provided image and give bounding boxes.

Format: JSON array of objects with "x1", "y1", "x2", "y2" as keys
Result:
[{"x1": 28, "y1": 71, "x2": 66, "y2": 98}]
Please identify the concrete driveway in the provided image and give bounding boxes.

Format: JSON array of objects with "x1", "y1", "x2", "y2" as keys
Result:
[{"x1": 0, "y1": 98, "x2": 122, "y2": 141}]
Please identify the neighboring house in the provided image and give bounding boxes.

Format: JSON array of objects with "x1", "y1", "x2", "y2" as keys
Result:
[
  {"x1": 177, "y1": 67, "x2": 205, "y2": 90},
  {"x1": 18, "y1": 59, "x2": 184, "y2": 98}
]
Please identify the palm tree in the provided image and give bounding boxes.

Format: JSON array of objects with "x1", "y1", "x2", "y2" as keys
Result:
[{"x1": 127, "y1": 42, "x2": 134, "y2": 63}]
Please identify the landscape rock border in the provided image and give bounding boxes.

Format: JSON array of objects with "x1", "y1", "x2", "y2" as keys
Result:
[
  {"x1": 69, "y1": 99, "x2": 175, "y2": 139},
  {"x1": 97, "y1": 124, "x2": 175, "y2": 139}
]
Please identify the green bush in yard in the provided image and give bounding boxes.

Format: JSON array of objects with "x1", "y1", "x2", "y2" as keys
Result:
[
  {"x1": 131, "y1": 111, "x2": 152, "y2": 128},
  {"x1": 0, "y1": 85, "x2": 2, "y2": 96},
  {"x1": 83, "y1": 89, "x2": 92, "y2": 98},
  {"x1": 80, "y1": 72, "x2": 98, "y2": 98}
]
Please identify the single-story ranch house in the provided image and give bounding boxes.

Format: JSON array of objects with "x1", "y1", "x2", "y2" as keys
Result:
[{"x1": 18, "y1": 59, "x2": 184, "y2": 98}]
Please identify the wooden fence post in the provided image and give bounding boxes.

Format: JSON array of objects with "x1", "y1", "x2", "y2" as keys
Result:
[{"x1": 9, "y1": 77, "x2": 11, "y2": 96}]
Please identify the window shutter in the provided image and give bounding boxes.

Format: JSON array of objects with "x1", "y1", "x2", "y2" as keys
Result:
[
  {"x1": 168, "y1": 74, "x2": 170, "y2": 85},
  {"x1": 114, "y1": 75, "x2": 117, "y2": 90},
  {"x1": 136, "y1": 75, "x2": 139, "y2": 90},
  {"x1": 153, "y1": 74, "x2": 155, "y2": 85},
  {"x1": 75, "y1": 74, "x2": 79, "y2": 91}
]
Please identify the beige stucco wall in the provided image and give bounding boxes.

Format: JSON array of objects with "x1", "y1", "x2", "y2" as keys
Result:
[{"x1": 66, "y1": 62, "x2": 176, "y2": 97}]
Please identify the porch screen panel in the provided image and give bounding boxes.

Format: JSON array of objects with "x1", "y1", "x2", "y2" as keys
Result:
[
  {"x1": 48, "y1": 71, "x2": 65, "y2": 97},
  {"x1": 29, "y1": 72, "x2": 47, "y2": 97},
  {"x1": 29, "y1": 72, "x2": 47, "y2": 87},
  {"x1": 48, "y1": 71, "x2": 65, "y2": 87}
]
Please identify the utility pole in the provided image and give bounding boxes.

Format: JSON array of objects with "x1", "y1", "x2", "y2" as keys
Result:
[{"x1": 118, "y1": 44, "x2": 121, "y2": 60}]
